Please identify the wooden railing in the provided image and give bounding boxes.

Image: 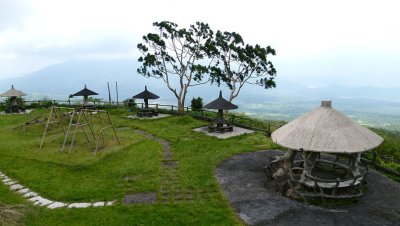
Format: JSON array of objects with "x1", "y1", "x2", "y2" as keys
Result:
[{"x1": 361, "y1": 151, "x2": 400, "y2": 180}]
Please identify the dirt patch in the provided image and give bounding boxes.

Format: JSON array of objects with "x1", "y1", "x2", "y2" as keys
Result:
[{"x1": 123, "y1": 193, "x2": 157, "y2": 204}]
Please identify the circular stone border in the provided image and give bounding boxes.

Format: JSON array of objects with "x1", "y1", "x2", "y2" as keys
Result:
[
  {"x1": 0, "y1": 171, "x2": 115, "y2": 209},
  {"x1": 215, "y1": 150, "x2": 400, "y2": 226}
]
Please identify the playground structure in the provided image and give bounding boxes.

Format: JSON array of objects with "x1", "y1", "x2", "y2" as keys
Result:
[
  {"x1": 39, "y1": 107, "x2": 75, "y2": 148},
  {"x1": 40, "y1": 107, "x2": 120, "y2": 155}
]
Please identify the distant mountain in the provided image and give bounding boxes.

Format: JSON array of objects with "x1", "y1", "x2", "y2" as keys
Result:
[
  {"x1": 1, "y1": 59, "x2": 399, "y2": 130},
  {"x1": 1, "y1": 59, "x2": 399, "y2": 102},
  {"x1": 0, "y1": 60, "x2": 171, "y2": 102}
]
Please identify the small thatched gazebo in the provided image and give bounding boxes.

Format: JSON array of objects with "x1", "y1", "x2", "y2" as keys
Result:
[
  {"x1": 132, "y1": 86, "x2": 159, "y2": 117},
  {"x1": 204, "y1": 91, "x2": 238, "y2": 132},
  {"x1": 0, "y1": 85, "x2": 27, "y2": 112},
  {"x1": 71, "y1": 85, "x2": 98, "y2": 107},
  {"x1": 266, "y1": 101, "x2": 384, "y2": 200}
]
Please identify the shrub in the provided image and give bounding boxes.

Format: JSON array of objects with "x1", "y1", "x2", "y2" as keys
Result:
[
  {"x1": 123, "y1": 98, "x2": 137, "y2": 108},
  {"x1": 39, "y1": 99, "x2": 55, "y2": 108},
  {"x1": 191, "y1": 97, "x2": 203, "y2": 111}
]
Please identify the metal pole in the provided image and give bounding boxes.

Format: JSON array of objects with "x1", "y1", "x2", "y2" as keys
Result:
[
  {"x1": 115, "y1": 81, "x2": 119, "y2": 107},
  {"x1": 107, "y1": 82, "x2": 111, "y2": 105}
]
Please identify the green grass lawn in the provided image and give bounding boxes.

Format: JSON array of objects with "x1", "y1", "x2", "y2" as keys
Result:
[{"x1": 0, "y1": 108, "x2": 279, "y2": 225}]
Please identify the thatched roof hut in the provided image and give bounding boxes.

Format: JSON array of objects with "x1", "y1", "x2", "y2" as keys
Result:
[
  {"x1": 71, "y1": 85, "x2": 98, "y2": 97},
  {"x1": 132, "y1": 86, "x2": 159, "y2": 100},
  {"x1": 0, "y1": 85, "x2": 27, "y2": 97},
  {"x1": 71, "y1": 85, "x2": 98, "y2": 106},
  {"x1": 271, "y1": 101, "x2": 383, "y2": 154},
  {"x1": 132, "y1": 86, "x2": 159, "y2": 108},
  {"x1": 204, "y1": 91, "x2": 238, "y2": 110}
]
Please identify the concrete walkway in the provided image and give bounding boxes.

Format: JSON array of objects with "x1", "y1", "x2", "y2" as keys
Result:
[
  {"x1": 216, "y1": 150, "x2": 400, "y2": 226},
  {"x1": 125, "y1": 114, "x2": 170, "y2": 120},
  {"x1": 193, "y1": 126, "x2": 254, "y2": 139}
]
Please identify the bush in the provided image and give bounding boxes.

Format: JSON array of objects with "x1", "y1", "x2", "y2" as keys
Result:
[
  {"x1": 123, "y1": 98, "x2": 137, "y2": 108},
  {"x1": 4, "y1": 97, "x2": 24, "y2": 107},
  {"x1": 39, "y1": 99, "x2": 55, "y2": 108},
  {"x1": 191, "y1": 97, "x2": 203, "y2": 111}
]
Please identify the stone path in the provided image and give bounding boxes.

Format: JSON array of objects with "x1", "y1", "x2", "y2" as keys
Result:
[
  {"x1": 0, "y1": 171, "x2": 115, "y2": 209},
  {"x1": 132, "y1": 130, "x2": 197, "y2": 204},
  {"x1": 216, "y1": 150, "x2": 400, "y2": 226}
]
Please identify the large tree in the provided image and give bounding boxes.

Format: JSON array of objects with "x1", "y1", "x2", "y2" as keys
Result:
[
  {"x1": 208, "y1": 31, "x2": 277, "y2": 104},
  {"x1": 137, "y1": 21, "x2": 214, "y2": 112}
]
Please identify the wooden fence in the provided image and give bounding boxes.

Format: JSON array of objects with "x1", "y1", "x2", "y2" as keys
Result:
[{"x1": 361, "y1": 151, "x2": 400, "y2": 179}]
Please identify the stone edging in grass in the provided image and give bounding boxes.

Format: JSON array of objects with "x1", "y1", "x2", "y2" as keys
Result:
[{"x1": 0, "y1": 171, "x2": 115, "y2": 209}]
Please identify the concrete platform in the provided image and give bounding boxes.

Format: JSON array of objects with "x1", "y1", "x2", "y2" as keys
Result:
[
  {"x1": 216, "y1": 150, "x2": 400, "y2": 226},
  {"x1": 125, "y1": 114, "x2": 171, "y2": 120},
  {"x1": 193, "y1": 126, "x2": 254, "y2": 139}
]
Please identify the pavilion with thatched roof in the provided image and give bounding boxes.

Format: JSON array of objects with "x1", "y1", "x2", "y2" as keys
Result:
[
  {"x1": 204, "y1": 91, "x2": 238, "y2": 133},
  {"x1": 0, "y1": 85, "x2": 27, "y2": 112},
  {"x1": 132, "y1": 86, "x2": 159, "y2": 117},
  {"x1": 265, "y1": 100, "x2": 384, "y2": 201},
  {"x1": 71, "y1": 85, "x2": 98, "y2": 107}
]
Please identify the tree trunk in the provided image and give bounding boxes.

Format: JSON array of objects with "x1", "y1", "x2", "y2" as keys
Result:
[{"x1": 177, "y1": 99, "x2": 185, "y2": 113}]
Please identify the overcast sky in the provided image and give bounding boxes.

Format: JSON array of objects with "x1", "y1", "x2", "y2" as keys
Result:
[{"x1": 1, "y1": 0, "x2": 399, "y2": 87}]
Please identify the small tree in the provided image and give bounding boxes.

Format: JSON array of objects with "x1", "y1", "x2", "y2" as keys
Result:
[
  {"x1": 208, "y1": 31, "x2": 276, "y2": 104},
  {"x1": 123, "y1": 98, "x2": 137, "y2": 109},
  {"x1": 137, "y1": 21, "x2": 215, "y2": 113},
  {"x1": 190, "y1": 97, "x2": 204, "y2": 111}
]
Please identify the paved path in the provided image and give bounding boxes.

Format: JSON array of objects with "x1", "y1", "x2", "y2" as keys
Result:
[
  {"x1": 216, "y1": 150, "x2": 400, "y2": 226},
  {"x1": 0, "y1": 171, "x2": 115, "y2": 209}
]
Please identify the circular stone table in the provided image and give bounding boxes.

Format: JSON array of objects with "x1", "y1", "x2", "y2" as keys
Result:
[{"x1": 215, "y1": 150, "x2": 400, "y2": 226}]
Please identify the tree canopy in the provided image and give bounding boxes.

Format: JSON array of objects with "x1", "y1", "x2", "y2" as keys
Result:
[
  {"x1": 137, "y1": 21, "x2": 214, "y2": 112},
  {"x1": 207, "y1": 31, "x2": 276, "y2": 102},
  {"x1": 137, "y1": 21, "x2": 276, "y2": 111}
]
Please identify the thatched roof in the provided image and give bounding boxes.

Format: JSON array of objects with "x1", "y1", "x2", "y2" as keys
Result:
[
  {"x1": 204, "y1": 91, "x2": 238, "y2": 110},
  {"x1": 71, "y1": 85, "x2": 98, "y2": 97},
  {"x1": 271, "y1": 101, "x2": 383, "y2": 154},
  {"x1": 132, "y1": 86, "x2": 159, "y2": 100},
  {"x1": 0, "y1": 85, "x2": 27, "y2": 97}
]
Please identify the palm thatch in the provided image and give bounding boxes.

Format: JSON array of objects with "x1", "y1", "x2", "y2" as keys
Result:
[
  {"x1": 0, "y1": 85, "x2": 27, "y2": 97},
  {"x1": 204, "y1": 91, "x2": 238, "y2": 110},
  {"x1": 271, "y1": 101, "x2": 383, "y2": 153},
  {"x1": 132, "y1": 86, "x2": 159, "y2": 100},
  {"x1": 71, "y1": 85, "x2": 98, "y2": 97}
]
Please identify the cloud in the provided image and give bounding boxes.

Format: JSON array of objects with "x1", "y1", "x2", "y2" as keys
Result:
[
  {"x1": 0, "y1": 0, "x2": 400, "y2": 86},
  {"x1": 0, "y1": 0, "x2": 30, "y2": 31}
]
